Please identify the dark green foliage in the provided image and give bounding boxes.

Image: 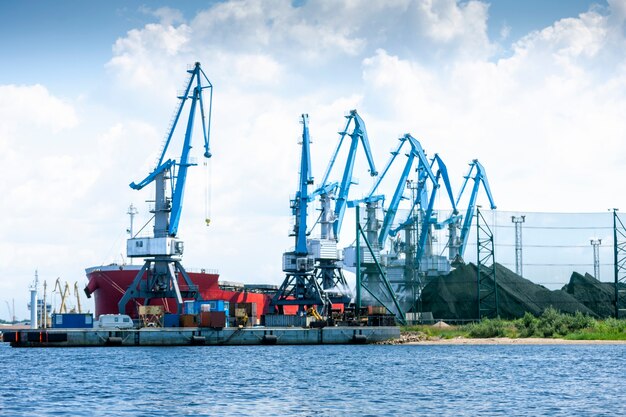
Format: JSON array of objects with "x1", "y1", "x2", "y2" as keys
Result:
[
  {"x1": 514, "y1": 307, "x2": 597, "y2": 337},
  {"x1": 466, "y1": 318, "x2": 507, "y2": 338},
  {"x1": 516, "y1": 312, "x2": 537, "y2": 337}
]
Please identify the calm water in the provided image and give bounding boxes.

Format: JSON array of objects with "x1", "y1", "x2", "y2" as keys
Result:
[{"x1": 0, "y1": 342, "x2": 623, "y2": 416}]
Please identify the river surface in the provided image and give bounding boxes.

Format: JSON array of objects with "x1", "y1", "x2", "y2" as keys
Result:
[{"x1": 0, "y1": 342, "x2": 623, "y2": 416}]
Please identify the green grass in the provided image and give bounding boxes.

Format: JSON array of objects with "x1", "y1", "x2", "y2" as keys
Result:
[
  {"x1": 401, "y1": 324, "x2": 466, "y2": 339},
  {"x1": 563, "y1": 331, "x2": 626, "y2": 340},
  {"x1": 401, "y1": 309, "x2": 626, "y2": 340}
]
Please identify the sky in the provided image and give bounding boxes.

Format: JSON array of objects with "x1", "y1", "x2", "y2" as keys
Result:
[{"x1": 1, "y1": 0, "x2": 625, "y2": 320}]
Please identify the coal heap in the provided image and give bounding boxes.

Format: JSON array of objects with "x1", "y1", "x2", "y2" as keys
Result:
[
  {"x1": 422, "y1": 263, "x2": 596, "y2": 320},
  {"x1": 561, "y1": 272, "x2": 618, "y2": 318}
]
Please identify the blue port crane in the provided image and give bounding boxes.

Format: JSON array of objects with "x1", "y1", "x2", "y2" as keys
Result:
[
  {"x1": 118, "y1": 62, "x2": 214, "y2": 315},
  {"x1": 449, "y1": 159, "x2": 496, "y2": 263},
  {"x1": 302, "y1": 110, "x2": 379, "y2": 307},
  {"x1": 344, "y1": 133, "x2": 435, "y2": 321},
  {"x1": 128, "y1": 62, "x2": 213, "y2": 237},
  {"x1": 271, "y1": 114, "x2": 331, "y2": 315}
]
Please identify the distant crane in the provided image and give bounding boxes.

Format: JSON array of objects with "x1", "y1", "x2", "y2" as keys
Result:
[
  {"x1": 448, "y1": 159, "x2": 496, "y2": 264},
  {"x1": 346, "y1": 134, "x2": 436, "y2": 318},
  {"x1": 53, "y1": 278, "x2": 71, "y2": 314},
  {"x1": 5, "y1": 300, "x2": 15, "y2": 325},
  {"x1": 402, "y1": 154, "x2": 457, "y2": 264},
  {"x1": 118, "y1": 62, "x2": 214, "y2": 315},
  {"x1": 73, "y1": 282, "x2": 83, "y2": 314}
]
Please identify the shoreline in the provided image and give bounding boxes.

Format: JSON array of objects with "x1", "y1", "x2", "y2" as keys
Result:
[{"x1": 404, "y1": 337, "x2": 626, "y2": 345}]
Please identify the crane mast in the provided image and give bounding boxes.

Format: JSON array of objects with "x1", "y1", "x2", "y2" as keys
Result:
[{"x1": 118, "y1": 62, "x2": 214, "y2": 315}]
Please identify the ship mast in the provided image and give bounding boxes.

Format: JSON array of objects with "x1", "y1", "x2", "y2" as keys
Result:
[{"x1": 126, "y1": 203, "x2": 138, "y2": 265}]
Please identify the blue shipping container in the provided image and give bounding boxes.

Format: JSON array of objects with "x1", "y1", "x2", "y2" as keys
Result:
[
  {"x1": 51, "y1": 313, "x2": 94, "y2": 329},
  {"x1": 163, "y1": 314, "x2": 180, "y2": 328},
  {"x1": 183, "y1": 300, "x2": 196, "y2": 315}
]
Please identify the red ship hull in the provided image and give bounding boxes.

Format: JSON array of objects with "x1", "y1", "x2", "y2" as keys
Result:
[{"x1": 84, "y1": 265, "x2": 274, "y2": 322}]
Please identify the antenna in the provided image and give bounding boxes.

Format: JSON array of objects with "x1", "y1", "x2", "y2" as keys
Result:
[
  {"x1": 127, "y1": 203, "x2": 138, "y2": 237},
  {"x1": 127, "y1": 204, "x2": 139, "y2": 265}
]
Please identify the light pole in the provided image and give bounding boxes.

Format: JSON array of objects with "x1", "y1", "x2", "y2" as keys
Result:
[
  {"x1": 590, "y1": 238, "x2": 602, "y2": 279},
  {"x1": 511, "y1": 215, "x2": 526, "y2": 276}
]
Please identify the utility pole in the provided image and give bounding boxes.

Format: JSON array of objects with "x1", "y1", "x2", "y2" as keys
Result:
[
  {"x1": 511, "y1": 215, "x2": 526, "y2": 276},
  {"x1": 590, "y1": 238, "x2": 602, "y2": 279}
]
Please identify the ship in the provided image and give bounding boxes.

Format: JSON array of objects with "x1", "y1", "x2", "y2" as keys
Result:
[{"x1": 84, "y1": 264, "x2": 280, "y2": 323}]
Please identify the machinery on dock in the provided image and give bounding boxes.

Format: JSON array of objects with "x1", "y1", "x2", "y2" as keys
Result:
[{"x1": 118, "y1": 62, "x2": 214, "y2": 315}]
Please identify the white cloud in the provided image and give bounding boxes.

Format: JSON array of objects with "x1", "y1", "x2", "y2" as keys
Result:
[
  {"x1": 358, "y1": 2, "x2": 626, "y2": 214},
  {"x1": 414, "y1": 0, "x2": 493, "y2": 57},
  {"x1": 0, "y1": 84, "x2": 77, "y2": 138}
]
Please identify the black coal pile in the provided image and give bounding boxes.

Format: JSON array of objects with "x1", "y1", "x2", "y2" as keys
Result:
[
  {"x1": 422, "y1": 263, "x2": 596, "y2": 320},
  {"x1": 561, "y1": 272, "x2": 618, "y2": 318}
]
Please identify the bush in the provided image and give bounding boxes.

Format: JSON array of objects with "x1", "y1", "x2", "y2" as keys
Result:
[
  {"x1": 466, "y1": 318, "x2": 507, "y2": 338},
  {"x1": 596, "y1": 317, "x2": 626, "y2": 334},
  {"x1": 516, "y1": 312, "x2": 538, "y2": 338},
  {"x1": 534, "y1": 307, "x2": 597, "y2": 337}
]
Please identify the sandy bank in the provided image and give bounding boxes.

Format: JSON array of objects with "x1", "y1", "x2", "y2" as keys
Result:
[{"x1": 406, "y1": 337, "x2": 626, "y2": 345}]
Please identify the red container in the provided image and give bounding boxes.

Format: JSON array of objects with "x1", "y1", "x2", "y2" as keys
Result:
[
  {"x1": 179, "y1": 314, "x2": 197, "y2": 327},
  {"x1": 199, "y1": 311, "x2": 226, "y2": 328}
]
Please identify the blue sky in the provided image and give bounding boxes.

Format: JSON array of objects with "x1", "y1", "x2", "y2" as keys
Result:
[
  {"x1": 1, "y1": 0, "x2": 625, "y2": 319},
  {"x1": 0, "y1": 1, "x2": 607, "y2": 93}
]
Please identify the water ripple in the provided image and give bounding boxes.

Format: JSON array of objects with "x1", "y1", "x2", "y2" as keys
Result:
[{"x1": 0, "y1": 343, "x2": 624, "y2": 416}]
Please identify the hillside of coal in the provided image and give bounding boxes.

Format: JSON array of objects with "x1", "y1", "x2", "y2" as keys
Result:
[
  {"x1": 422, "y1": 263, "x2": 596, "y2": 320},
  {"x1": 561, "y1": 272, "x2": 624, "y2": 318}
]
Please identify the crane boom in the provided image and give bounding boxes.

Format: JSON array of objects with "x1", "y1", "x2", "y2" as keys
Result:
[
  {"x1": 129, "y1": 62, "x2": 213, "y2": 237},
  {"x1": 317, "y1": 110, "x2": 378, "y2": 239},
  {"x1": 375, "y1": 134, "x2": 436, "y2": 247},
  {"x1": 74, "y1": 282, "x2": 82, "y2": 314}
]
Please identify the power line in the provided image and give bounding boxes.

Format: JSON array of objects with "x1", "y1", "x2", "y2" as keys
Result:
[{"x1": 494, "y1": 225, "x2": 613, "y2": 230}]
